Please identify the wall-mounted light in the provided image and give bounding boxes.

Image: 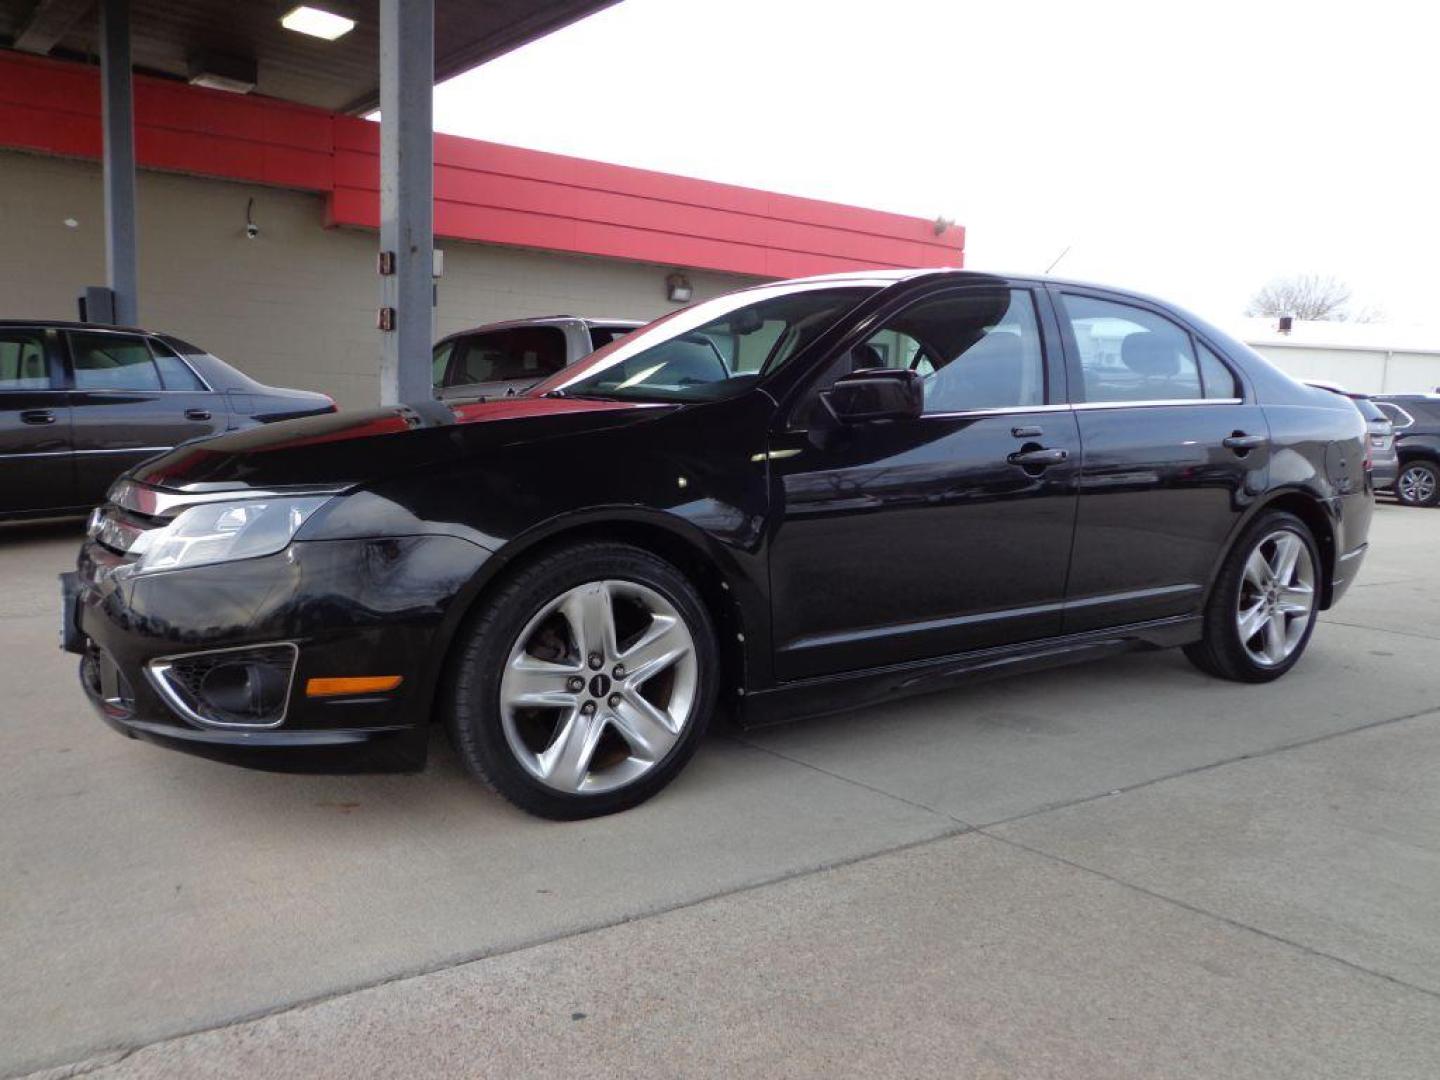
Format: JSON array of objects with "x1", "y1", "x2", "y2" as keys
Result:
[
  {"x1": 244, "y1": 197, "x2": 259, "y2": 240},
  {"x1": 188, "y1": 51, "x2": 257, "y2": 94},
  {"x1": 666, "y1": 272, "x2": 692, "y2": 304},
  {"x1": 281, "y1": 5, "x2": 356, "y2": 40}
]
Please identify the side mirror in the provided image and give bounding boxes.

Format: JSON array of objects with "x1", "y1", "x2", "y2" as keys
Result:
[{"x1": 824, "y1": 367, "x2": 923, "y2": 423}]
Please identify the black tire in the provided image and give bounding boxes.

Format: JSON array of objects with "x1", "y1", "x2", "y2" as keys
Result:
[
  {"x1": 444, "y1": 541, "x2": 718, "y2": 819},
  {"x1": 1183, "y1": 510, "x2": 1321, "y2": 683},
  {"x1": 1395, "y1": 460, "x2": 1440, "y2": 508}
]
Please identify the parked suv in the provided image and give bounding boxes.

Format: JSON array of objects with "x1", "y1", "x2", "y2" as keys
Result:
[
  {"x1": 1, "y1": 322, "x2": 334, "y2": 520},
  {"x1": 433, "y1": 317, "x2": 642, "y2": 403},
  {"x1": 1374, "y1": 394, "x2": 1440, "y2": 506},
  {"x1": 68, "y1": 270, "x2": 1372, "y2": 819}
]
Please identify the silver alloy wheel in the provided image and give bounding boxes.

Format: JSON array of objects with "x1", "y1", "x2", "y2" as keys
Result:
[
  {"x1": 499, "y1": 579, "x2": 698, "y2": 795},
  {"x1": 1397, "y1": 464, "x2": 1436, "y2": 505},
  {"x1": 1236, "y1": 528, "x2": 1315, "y2": 667}
]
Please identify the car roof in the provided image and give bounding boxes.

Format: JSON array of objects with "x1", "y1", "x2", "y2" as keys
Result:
[
  {"x1": 437, "y1": 315, "x2": 642, "y2": 336},
  {"x1": 0, "y1": 319, "x2": 153, "y2": 333}
]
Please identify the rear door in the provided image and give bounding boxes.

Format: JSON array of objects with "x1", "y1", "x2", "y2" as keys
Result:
[
  {"x1": 0, "y1": 327, "x2": 75, "y2": 515},
  {"x1": 65, "y1": 330, "x2": 227, "y2": 505},
  {"x1": 1052, "y1": 288, "x2": 1269, "y2": 632}
]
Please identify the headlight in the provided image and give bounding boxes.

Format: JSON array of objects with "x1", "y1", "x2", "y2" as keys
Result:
[{"x1": 130, "y1": 496, "x2": 332, "y2": 574}]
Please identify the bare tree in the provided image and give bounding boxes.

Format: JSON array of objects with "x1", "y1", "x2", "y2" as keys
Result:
[{"x1": 1246, "y1": 274, "x2": 1376, "y2": 322}]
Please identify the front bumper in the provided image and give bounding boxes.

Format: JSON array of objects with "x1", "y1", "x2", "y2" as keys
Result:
[{"x1": 70, "y1": 533, "x2": 491, "y2": 773}]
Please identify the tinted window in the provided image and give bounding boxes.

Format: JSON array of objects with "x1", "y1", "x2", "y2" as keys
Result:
[
  {"x1": 855, "y1": 288, "x2": 1046, "y2": 412},
  {"x1": 547, "y1": 285, "x2": 876, "y2": 403},
  {"x1": 1375, "y1": 402, "x2": 1413, "y2": 428},
  {"x1": 1061, "y1": 296, "x2": 1202, "y2": 403},
  {"x1": 71, "y1": 333, "x2": 162, "y2": 391},
  {"x1": 149, "y1": 339, "x2": 207, "y2": 391},
  {"x1": 1350, "y1": 397, "x2": 1385, "y2": 422},
  {"x1": 432, "y1": 341, "x2": 454, "y2": 386},
  {"x1": 588, "y1": 325, "x2": 636, "y2": 350},
  {"x1": 0, "y1": 330, "x2": 50, "y2": 390},
  {"x1": 450, "y1": 327, "x2": 567, "y2": 386},
  {"x1": 1197, "y1": 342, "x2": 1240, "y2": 399}
]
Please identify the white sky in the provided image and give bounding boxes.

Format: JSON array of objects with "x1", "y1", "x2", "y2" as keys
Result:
[{"x1": 432, "y1": 0, "x2": 1439, "y2": 327}]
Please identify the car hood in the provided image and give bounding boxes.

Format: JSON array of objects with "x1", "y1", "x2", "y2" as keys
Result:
[{"x1": 131, "y1": 396, "x2": 676, "y2": 492}]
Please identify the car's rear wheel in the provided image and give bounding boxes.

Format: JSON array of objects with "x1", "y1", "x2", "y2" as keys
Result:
[
  {"x1": 445, "y1": 542, "x2": 718, "y2": 819},
  {"x1": 1184, "y1": 511, "x2": 1321, "y2": 683},
  {"x1": 1395, "y1": 461, "x2": 1439, "y2": 507}
]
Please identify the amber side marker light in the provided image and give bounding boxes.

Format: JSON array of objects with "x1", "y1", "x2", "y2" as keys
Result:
[{"x1": 306, "y1": 675, "x2": 404, "y2": 698}]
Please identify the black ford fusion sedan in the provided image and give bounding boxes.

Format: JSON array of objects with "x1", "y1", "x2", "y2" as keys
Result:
[{"x1": 65, "y1": 270, "x2": 1373, "y2": 818}]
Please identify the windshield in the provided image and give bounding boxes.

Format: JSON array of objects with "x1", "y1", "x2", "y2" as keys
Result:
[{"x1": 531, "y1": 283, "x2": 879, "y2": 403}]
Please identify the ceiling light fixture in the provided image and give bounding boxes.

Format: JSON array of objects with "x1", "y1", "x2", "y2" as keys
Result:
[{"x1": 280, "y1": 5, "x2": 356, "y2": 41}]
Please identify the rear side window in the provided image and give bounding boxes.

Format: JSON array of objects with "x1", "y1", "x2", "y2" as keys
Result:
[
  {"x1": 1197, "y1": 343, "x2": 1240, "y2": 399},
  {"x1": 1374, "y1": 402, "x2": 1413, "y2": 428},
  {"x1": 0, "y1": 330, "x2": 50, "y2": 390},
  {"x1": 588, "y1": 325, "x2": 636, "y2": 351},
  {"x1": 449, "y1": 327, "x2": 567, "y2": 386},
  {"x1": 70, "y1": 332, "x2": 162, "y2": 391},
  {"x1": 149, "y1": 339, "x2": 207, "y2": 391},
  {"x1": 1060, "y1": 295, "x2": 1203, "y2": 403}
]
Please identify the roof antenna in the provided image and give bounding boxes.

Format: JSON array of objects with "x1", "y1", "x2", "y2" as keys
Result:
[{"x1": 1043, "y1": 245, "x2": 1072, "y2": 274}]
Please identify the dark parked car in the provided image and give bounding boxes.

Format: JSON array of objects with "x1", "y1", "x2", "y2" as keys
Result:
[
  {"x1": 1372, "y1": 395, "x2": 1440, "y2": 507},
  {"x1": 1, "y1": 321, "x2": 334, "y2": 520},
  {"x1": 433, "y1": 316, "x2": 642, "y2": 403},
  {"x1": 1304, "y1": 382, "x2": 1398, "y2": 491},
  {"x1": 65, "y1": 270, "x2": 1373, "y2": 818}
]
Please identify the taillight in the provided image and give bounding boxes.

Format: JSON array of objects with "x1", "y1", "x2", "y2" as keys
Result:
[{"x1": 1363, "y1": 441, "x2": 1373, "y2": 471}]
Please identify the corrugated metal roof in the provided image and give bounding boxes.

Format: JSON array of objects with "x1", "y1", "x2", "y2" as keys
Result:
[{"x1": 0, "y1": 0, "x2": 619, "y2": 113}]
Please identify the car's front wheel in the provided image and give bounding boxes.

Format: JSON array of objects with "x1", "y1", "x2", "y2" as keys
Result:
[
  {"x1": 1184, "y1": 511, "x2": 1321, "y2": 683},
  {"x1": 445, "y1": 542, "x2": 718, "y2": 819},
  {"x1": 1395, "y1": 460, "x2": 1439, "y2": 507}
]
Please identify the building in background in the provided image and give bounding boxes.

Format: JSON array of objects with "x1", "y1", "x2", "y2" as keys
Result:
[
  {"x1": 0, "y1": 51, "x2": 963, "y2": 409},
  {"x1": 1234, "y1": 317, "x2": 1440, "y2": 396}
]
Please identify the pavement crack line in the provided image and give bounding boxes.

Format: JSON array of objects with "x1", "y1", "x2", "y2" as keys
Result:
[
  {"x1": 976, "y1": 828, "x2": 1440, "y2": 1005},
  {"x1": 979, "y1": 702, "x2": 1440, "y2": 831},
  {"x1": 1320, "y1": 617, "x2": 1440, "y2": 642},
  {"x1": 719, "y1": 731, "x2": 977, "y2": 827}
]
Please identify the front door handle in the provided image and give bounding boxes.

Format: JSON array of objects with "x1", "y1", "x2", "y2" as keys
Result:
[
  {"x1": 1007, "y1": 447, "x2": 1068, "y2": 468},
  {"x1": 185, "y1": 408, "x2": 212, "y2": 421},
  {"x1": 1222, "y1": 433, "x2": 1267, "y2": 451},
  {"x1": 20, "y1": 409, "x2": 56, "y2": 425},
  {"x1": 1011, "y1": 425, "x2": 1044, "y2": 438}
]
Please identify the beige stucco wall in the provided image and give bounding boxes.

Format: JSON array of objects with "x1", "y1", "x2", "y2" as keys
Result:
[
  {"x1": 1248, "y1": 344, "x2": 1440, "y2": 396},
  {"x1": 0, "y1": 149, "x2": 761, "y2": 409}
]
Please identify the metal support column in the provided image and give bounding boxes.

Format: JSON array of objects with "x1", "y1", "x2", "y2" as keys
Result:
[
  {"x1": 378, "y1": 0, "x2": 435, "y2": 405},
  {"x1": 100, "y1": 0, "x2": 138, "y2": 326}
]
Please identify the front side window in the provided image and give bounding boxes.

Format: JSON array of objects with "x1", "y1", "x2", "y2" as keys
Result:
[
  {"x1": 540, "y1": 284, "x2": 878, "y2": 403},
  {"x1": 70, "y1": 333, "x2": 162, "y2": 392},
  {"x1": 0, "y1": 330, "x2": 50, "y2": 390},
  {"x1": 848, "y1": 288, "x2": 1046, "y2": 413},
  {"x1": 1061, "y1": 295, "x2": 1204, "y2": 403},
  {"x1": 432, "y1": 341, "x2": 454, "y2": 386}
]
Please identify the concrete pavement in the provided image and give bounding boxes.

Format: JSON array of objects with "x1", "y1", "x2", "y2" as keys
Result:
[{"x1": 4, "y1": 504, "x2": 1439, "y2": 1077}]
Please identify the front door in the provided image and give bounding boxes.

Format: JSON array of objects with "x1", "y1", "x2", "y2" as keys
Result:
[
  {"x1": 767, "y1": 285, "x2": 1080, "y2": 681},
  {"x1": 0, "y1": 327, "x2": 74, "y2": 515},
  {"x1": 65, "y1": 330, "x2": 228, "y2": 505},
  {"x1": 1051, "y1": 289, "x2": 1270, "y2": 632}
]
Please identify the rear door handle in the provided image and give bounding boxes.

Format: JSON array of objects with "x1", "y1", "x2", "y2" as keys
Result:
[
  {"x1": 1222, "y1": 433, "x2": 1267, "y2": 451},
  {"x1": 1007, "y1": 447, "x2": 1068, "y2": 468},
  {"x1": 185, "y1": 408, "x2": 212, "y2": 421},
  {"x1": 20, "y1": 409, "x2": 56, "y2": 425}
]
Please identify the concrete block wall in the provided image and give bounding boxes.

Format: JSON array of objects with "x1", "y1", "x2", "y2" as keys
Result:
[{"x1": 0, "y1": 150, "x2": 760, "y2": 409}]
